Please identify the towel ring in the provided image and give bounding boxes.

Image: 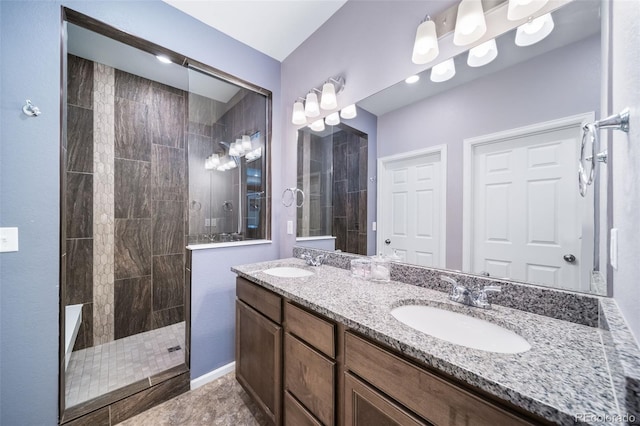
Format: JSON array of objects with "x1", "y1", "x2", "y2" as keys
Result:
[
  {"x1": 281, "y1": 187, "x2": 305, "y2": 208},
  {"x1": 578, "y1": 108, "x2": 630, "y2": 197}
]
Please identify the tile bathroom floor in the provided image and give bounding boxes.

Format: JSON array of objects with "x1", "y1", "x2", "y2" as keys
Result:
[
  {"x1": 65, "y1": 322, "x2": 185, "y2": 407},
  {"x1": 118, "y1": 372, "x2": 269, "y2": 426}
]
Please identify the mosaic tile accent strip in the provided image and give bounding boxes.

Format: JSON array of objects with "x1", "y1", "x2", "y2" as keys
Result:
[
  {"x1": 292, "y1": 246, "x2": 600, "y2": 327},
  {"x1": 93, "y1": 63, "x2": 115, "y2": 345}
]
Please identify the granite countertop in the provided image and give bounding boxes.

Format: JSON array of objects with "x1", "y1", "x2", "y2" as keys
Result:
[{"x1": 232, "y1": 258, "x2": 621, "y2": 425}]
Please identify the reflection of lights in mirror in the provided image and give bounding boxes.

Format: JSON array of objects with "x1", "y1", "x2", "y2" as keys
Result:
[
  {"x1": 467, "y1": 38, "x2": 498, "y2": 67},
  {"x1": 507, "y1": 0, "x2": 549, "y2": 21},
  {"x1": 405, "y1": 74, "x2": 420, "y2": 84},
  {"x1": 515, "y1": 13, "x2": 555, "y2": 46},
  {"x1": 430, "y1": 58, "x2": 456, "y2": 82},
  {"x1": 340, "y1": 103, "x2": 357, "y2": 119},
  {"x1": 325, "y1": 112, "x2": 340, "y2": 126},
  {"x1": 309, "y1": 118, "x2": 325, "y2": 132},
  {"x1": 155, "y1": 54, "x2": 172, "y2": 64},
  {"x1": 355, "y1": 0, "x2": 604, "y2": 294}
]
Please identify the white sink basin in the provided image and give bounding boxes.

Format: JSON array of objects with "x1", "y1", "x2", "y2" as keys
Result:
[
  {"x1": 263, "y1": 267, "x2": 314, "y2": 278},
  {"x1": 391, "y1": 305, "x2": 531, "y2": 354}
]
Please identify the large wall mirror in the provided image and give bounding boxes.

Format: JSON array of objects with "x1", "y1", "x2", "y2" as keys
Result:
[
  {"x1": 297, "y1": 0, "x2": 606, "y2": 295},
  {"x1": 61, "y1": 8, "x2": 271, "y2": 421}
]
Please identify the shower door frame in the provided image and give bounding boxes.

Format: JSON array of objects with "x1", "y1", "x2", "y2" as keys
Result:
[{"x1": 58, "y1": 7, "x2": 273, "y2": 424}]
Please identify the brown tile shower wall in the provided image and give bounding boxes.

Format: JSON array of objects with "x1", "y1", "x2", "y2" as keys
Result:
[
  {"x1": 66, "y1": 55, "x2": 95, "y2": 351},
  {"x1": 66, "y1": 55, "x2": 187, "y2": 349},
  {"x1": 333, "y1": 130, "x2": 367, "y2": 255},
  {"x1": 113, "y1": 69, "x2": 186, "y2": 339}
]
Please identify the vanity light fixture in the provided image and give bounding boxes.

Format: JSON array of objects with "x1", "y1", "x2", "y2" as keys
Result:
[
  {"x1": 320, "y1": 82, "x2": 338, "y2": 110},
  {"x1": 304, "y1": 92, "x2": 320, "y2": 118},
  {"x1": 507, "y1": 0, "x2": 549, "y2": 21},
  {"x1": 467, "y1": 38, "x2": 498, "y2": 67},
  {"x1": 340, "y1": 104, "x2": 357, "y2": 119},
  {"x1": 325, "y1": 112, "x2": 340, "y2": 126},
  {"x1": 241, "y1": 135, "x2": 252, "y2": 152},
  {"x1": 309, "y1": 118, "x2": 325, "y2": 132},
  {"x1": 291, "y1": 100, "x2": 306, "y2": 125},
  {"x1": 453, "y1": 0, "x2": 487, "y2": 46},
  {"x1": 515, "y1": 13, "x2": 554, "y2": 46},
  {"x1": 405, "y1": 75, "x2": 420, "y2": 84},
  {"x1": 430, "y1": 58, "x2": 456, "y2": 82},
  {"x1": 155, "y1": 55, "x2": 172, "y2": 64},
  {"x1": 412, "y1": 17, "x2": 439, "y2": 64}
]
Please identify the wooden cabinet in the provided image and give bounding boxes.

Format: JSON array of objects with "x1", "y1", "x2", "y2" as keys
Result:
[
  {"x1": 283, "y1": 301, "x2": 337, "y2": 426},
  {"x1": 344, "y1": 332, "x2": 537, "y2": 426},
  {"x1": 344, "y1": 372, "x2": 428, "y2": 426},
  {"x1": 235, "y1": 276, "x2": 544, "y2": 426},
  {"x1": 236, "y1": 278, "x2": 282, "y2": 425}
]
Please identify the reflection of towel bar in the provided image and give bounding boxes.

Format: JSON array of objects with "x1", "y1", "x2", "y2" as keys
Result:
[
  {"x1": 578, "y1": 108, "x2": 630, "y2": 197},
  {"x1": 281, "y1": 187, "x2": 305, "y2": 208}
]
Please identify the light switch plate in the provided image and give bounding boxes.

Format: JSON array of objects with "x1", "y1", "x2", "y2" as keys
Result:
[
  {"x1": 372, "y1": 221, "x2": 377, "y2": 231},
  {"x1": 287, "y1": 220, "x2": 293, "y2": 235},
  {"x1": 0, "y1": 227, "x2": 19, "y2": 252}
]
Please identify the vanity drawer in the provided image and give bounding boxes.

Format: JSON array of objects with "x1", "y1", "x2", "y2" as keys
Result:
[
  {"x1": 284, "y1": 333, "x2": 335, "y2": 426},
  {"x1": 284, "y1": 301, "x2": 335, "y2": 358},
  {"x1": 236, "y1": 277, "x2": 281, "y2": 323},
  {"x1": 345, "y1": 332, "x2": 535, "y2": 426}
]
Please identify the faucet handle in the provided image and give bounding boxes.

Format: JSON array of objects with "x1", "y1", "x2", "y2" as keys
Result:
[
  {"x1": 440, "y1": 275, "x2": 457, "y2": 286},
  {"x1": 483, "y1": 285, "x2": 501, "y2": 293}
]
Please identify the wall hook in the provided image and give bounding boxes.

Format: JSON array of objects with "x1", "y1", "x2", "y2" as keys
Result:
[{"x1": 22, "y1": 100, "x2": 41, "y2": 117}]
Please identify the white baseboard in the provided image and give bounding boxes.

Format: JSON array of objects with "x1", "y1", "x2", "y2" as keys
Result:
[{"x1": 190, "y1": 362, "x2": 236, "y2": 390}]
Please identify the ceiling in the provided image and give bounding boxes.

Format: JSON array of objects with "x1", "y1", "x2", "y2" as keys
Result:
[{"x1": 162, "y1": 0, "x2": 348, "y2": 62}]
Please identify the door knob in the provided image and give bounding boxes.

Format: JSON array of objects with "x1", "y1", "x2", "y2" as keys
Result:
[
  {"x1": 385, "y1": 239, "x2": 391, "y2": 245},
  {"x1": 563, "y1": 254, "x2": 576, "y2": 263}
]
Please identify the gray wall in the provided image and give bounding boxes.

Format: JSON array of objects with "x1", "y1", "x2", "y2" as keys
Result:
[
  {"x1": 611, "y1": 0, "x2": 640, "y2": 341},
  {"x1": 0, "y1": 1, "x2": 281, "y2": 424},
  {"x1": 376, "y1": 35, "x2": 601, "y2": 271}
]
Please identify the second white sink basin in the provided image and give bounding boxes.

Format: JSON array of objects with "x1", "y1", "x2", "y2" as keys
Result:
[
  {"x1": 391, "y1": 305, "x2": 531, "y2": 354},
  {"x1": 263, "y1": 267, "x2": 314, "y2": 278}
]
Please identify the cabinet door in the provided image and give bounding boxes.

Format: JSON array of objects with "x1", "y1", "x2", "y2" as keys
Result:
[
  {"x1": 236, "y1": 300, "x2": 282, "y2": 425},
  {"x1": 344, "y1": 373, "x2": 429, "y2": 426},
  {"x1": 284, "y1": 333, "x2": 335, "y2": 425}
]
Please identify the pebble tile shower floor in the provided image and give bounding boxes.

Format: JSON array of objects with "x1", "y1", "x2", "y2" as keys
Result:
[{"x1": 65, "y1": 322, "x2": 185, "y2": 407}]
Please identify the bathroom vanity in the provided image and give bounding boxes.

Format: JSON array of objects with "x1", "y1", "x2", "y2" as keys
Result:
[{"x1": 232, "y1": 256, "x2": 637, "y2": 426}]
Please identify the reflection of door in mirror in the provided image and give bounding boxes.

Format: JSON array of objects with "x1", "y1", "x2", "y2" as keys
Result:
[
  {"x1": 297, "y1": 124, "x2": 368, "y2": 255},
  {"x1": 378, "y1": 147, "x2": 447, "y2": 268},
  {"x1": 463, "y1": 114, "x2": 594, "y2": 292}
]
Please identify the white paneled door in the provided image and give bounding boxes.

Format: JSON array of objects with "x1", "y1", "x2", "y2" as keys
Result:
[
  {"x1": 464, "y1": 114, "x2": 594, "y2": 291},
  {"x1": 378, "y1": 147, "x2": 446, "y2": 267}
]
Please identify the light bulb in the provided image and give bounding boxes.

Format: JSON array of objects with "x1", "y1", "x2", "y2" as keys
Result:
[
  {"x1": 515, "y1": 13, "x2": 554, "y2": 46},
  {"x1": 340, "y1": 104, "x2": 357, "y2": 119},
  {"x1": 430, "y1": 58, "x2": 456, "y2": 83},
  {"x1": 309, "y1": 119, "x2": 325, "y2": 132},
  {"x1": 453, "y1": 0, "x2": 487, "y2": 46},
  {"x1": 507, "y1": 0, "x2": 548, "y2": 21},
  {"x1": 320, "y1": 82, "x2": 338, "y2": 110},
  {"x1": 412, "y1": 19, "x2": 439, "y2": 64},
  {"x1": 467, "y1": 39, "x2": 498, "y2": 67},
  {"x1": 304, "y1": 92, "x2": 320, "y2": 117},
  {"x1": 242, "y1": 135, "x2": 252, "y2": 151},
  {"x1": 291, "y1": 100, "x2": 306, "y2": 125},
  {"x1": 325, "y1": 112, "x2": 340, "y2": 126}
]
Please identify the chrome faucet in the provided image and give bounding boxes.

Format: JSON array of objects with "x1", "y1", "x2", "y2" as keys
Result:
[
  {"x1": 301, "y1": 252, "x2": 325, "y2": 267},
  {"x1": 440, "y1": 275, "x2": 501, "y2": 309}
]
